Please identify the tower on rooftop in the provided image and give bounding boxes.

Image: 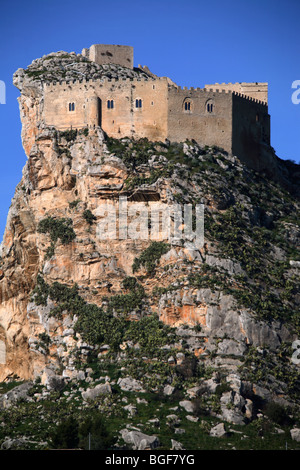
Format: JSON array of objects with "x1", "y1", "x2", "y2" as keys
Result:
[{"x1": 82, "y1": 44, "x2": 134, "y2": 69}]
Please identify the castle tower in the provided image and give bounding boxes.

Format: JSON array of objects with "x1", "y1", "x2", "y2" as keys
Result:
[
  {"x1": 88, "y1": 94, "x2": 100, "y2": 129},
  {"x1": 82, "y1": 44, "x2": 134, "y2": 69}
]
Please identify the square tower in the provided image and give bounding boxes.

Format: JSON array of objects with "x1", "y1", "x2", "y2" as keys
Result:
[{"x1": 82, "y1": 44, "x2": 134, "y2": 69}]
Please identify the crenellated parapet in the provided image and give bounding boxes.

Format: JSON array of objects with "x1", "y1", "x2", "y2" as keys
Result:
[
  {"x1": 204, "y1": 81, "x2": 268, "y2": 105},
  {"x1": 43, "y1": 75, "x2": 158, "y2": 90}
]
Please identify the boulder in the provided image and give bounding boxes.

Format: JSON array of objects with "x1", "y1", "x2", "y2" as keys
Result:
[
  {"x1": 217, "y1": 339, "x2": 247, "y2": 356},
  {"x1": 179, "y1": 400, "x2": 194, "y2": 413},
  {"x1": 117, "y1": 377, "x2": 145, "y2": 392},
  {"x1": 81, "y1": 382, "x2": 112, "y2": 401},
  {"x1": 171, "y1": 439, "x2": 185, "y2": 450},
  {"x1": 210, "y1": 423, "x2": 227, "y2": 437},
  {"x1": 220, "y1": 390, "x2": 246, "y2": 425},
  {"x1": 124, "y1": 404, "x2": 137, "y2": 416},
  {"x1": 1, "y1": 437, "x2": 45, "y2": 450},
  {"x1": 166, "y1": 414, "x2": 181, "y2": 426},
  {"x1": 291, "y1": 428, "x2": 300, "y2": 442},
  {"x1": 163, "y1": 385, "x2": 175, "y2": 396},
  {"x1": 186, "y1": 386, "x2": 201, "y2": 398},
  {"x1": 120, "y1": 429, "x2": 159, "y2": 450},
  {"x1": 221, "y1": 408, "x2": 246, "y2": 426},
  {"x1": 0, "y1": 382, "x2": 33, "y2": 409}
]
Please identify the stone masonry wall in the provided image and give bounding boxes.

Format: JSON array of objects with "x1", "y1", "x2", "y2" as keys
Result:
[
  {"x1": 232, "y1": 93, "x2": 270, "y2": 169},
  {"x1": 43, "y1": 78, "x2": 169, "y2": 141},
  {"x1": 167, "y1": 86, "x2": 233, "y2": 153},
  {"x1": 43, "y1": 75, "x2": 270, "y2": 166}
]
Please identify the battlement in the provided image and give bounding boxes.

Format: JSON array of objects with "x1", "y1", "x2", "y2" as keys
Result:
[
  {"x1": 43, "y1": 75, "x2": 159, "y2": 90},
  {"x1": 204, "y1": 81, "x2": 268, "y2": 105},
  {"x1": 167, "y1": 83, "x2": 267, "y2": 106}
]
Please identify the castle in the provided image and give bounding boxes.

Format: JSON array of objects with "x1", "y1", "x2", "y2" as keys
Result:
[{"x1": 43, "y1": 44, "x2": 271, "y2": 169}]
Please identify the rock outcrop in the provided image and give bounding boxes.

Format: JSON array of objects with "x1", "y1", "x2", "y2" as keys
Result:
[{"x1": 0, "y1": 50, "x2": 299, "y2": 450}]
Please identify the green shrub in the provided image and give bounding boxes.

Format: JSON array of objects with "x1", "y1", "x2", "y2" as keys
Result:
[
  {"x1": 69, "y1": 199, "x2": 81, "y2": 209},
  {"x1": 175, "y1": 356, "x2": 198, "y2": 380},
  {"x1": 78, "y1": 413, "x2": 116, "y2": 450},
  {"x1": 124, "y1": 313, "x2": 175, "y2": 354},
  {"x1": 264, "y1": 402, "x2": 292, "y2": 426},
  {"x1": 122, "y1": 276, "x2": 138, "y2": 291},
  {"x1": 59, "y1": 129, "x2": 78, "y2": 142},
  {"x1": 83, "y1": 209, "x2": 96, "y2": 225},
  {"x1": 132, "y1": 241, "x2": 170, "y2": 275},
  {"x1": 106, "y1": 284, "x2": 146, "y2": 316},
  {"x1": 38, "y1": 216, "x2": 76, "y2": 245}
]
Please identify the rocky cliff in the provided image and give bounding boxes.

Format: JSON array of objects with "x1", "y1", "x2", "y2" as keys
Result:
[{"x1": 0, "y1": 51, "x2": 299, "y2": 450}]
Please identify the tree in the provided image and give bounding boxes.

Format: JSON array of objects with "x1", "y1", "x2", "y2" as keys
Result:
[
  {"x1": 79, "y1": 413, "x2": 116, "y2": 450},
  {"x1": 50, "y1": 416, "x2": 79, "y2": 449}
]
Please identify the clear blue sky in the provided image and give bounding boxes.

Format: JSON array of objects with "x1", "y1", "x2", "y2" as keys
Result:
[{"x1": 0, "y1": 0, "x2": 299, "y2": 241}]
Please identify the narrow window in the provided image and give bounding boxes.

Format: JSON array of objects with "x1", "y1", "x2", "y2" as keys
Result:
[
  {"x1": 135, "y1": 99, "x2": 142, "y2": 108},
  {"x1": 69, "y1": 102, "x2": 75, "y2": 112},
  {"x1": 107, "y1": 100, "x2": 114, "y2": 109},
  {"x1": 183, "y1": 99, "x2": 192, "y2": 112},
  {"x1": 206, "y1": 101, "x2": 214, "y2": 113}
]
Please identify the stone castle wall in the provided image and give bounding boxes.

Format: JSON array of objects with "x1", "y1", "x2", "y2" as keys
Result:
[
  {"x1": 43, "y1": 77, "x2": 169, "y2": 141},
  {"x1": 43, "y1": 76, "x2": 269, "y2": 162},
  {"x1": 232, "y1": 92, "x2": 270, "y2": 169},
  {"x1": 43, "y1": 38, "x2": 270, "y2": 168},
  {"x1": 167, "y1": 86, "x2": 233, "y2": 153}
]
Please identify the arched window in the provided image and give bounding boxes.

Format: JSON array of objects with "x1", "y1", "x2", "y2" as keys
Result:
[
  {"x1": 135, "y1": 99, "x2": 142, "y2": 108},
  {"x1": 183, "y1": 98, "x2": 193, "y2": 113},
  {"x1": 107, "y1": 99, "x2": 114, "y2": 109},
  {"x1": 206, "y1": 99, "x2": 214, "y2": 113},
  {"x1": 69, "y1": 102, "x2": 75, "y2": 112}
]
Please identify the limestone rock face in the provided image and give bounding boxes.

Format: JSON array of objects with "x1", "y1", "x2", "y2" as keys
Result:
[{"x1": 0, "y1": 52, "x2": 299, "y2": 417}]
